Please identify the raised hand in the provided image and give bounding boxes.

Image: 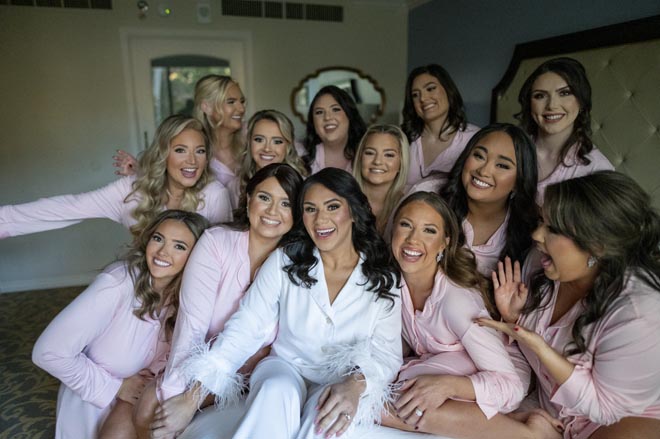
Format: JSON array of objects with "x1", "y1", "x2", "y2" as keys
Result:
[
  {"x1": 113, "y1": 149, "x2": 138, "y2": 176},
  {"x1": 492, "y1": 256, "x2": 528, "y2": 323}
]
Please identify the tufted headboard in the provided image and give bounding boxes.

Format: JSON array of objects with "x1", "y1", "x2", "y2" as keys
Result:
[{"x1": 491, "y1": 15, "x2": 660, "y2": 209}]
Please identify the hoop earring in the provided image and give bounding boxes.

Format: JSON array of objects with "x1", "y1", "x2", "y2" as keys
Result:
[{"x1": 587, "y1": 255, "x2": 598, "y2": 268}]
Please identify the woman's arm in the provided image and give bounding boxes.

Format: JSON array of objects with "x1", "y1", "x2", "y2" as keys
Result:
[
  {"x1": 158, "y1": 231, "x2": 228, "y2": 402},
  {"x1": 32, "y1": 269, "x2": 128, "y2": 408},
  {"x1": 1, "y1": 177, "x2": 132, "y2": 238},
  {"x1": 181, "y1": 250, "x2": 284, "y2": 404}
]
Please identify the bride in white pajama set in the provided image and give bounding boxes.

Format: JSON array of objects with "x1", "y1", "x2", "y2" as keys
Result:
[{"x1": 182, "y1": 168, "x2": 403, "y2": 439}]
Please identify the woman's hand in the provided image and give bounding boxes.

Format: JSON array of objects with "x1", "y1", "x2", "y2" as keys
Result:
[
  {"x1": 492, "y1": 257, "x2": 528, "y2": 323},
  {"x1": 314, "y1": 374, "x2": 366, "y2": 438},
  {"x1": 117, "y1": 369, "x2": 155, "y2": 405},
  {"x1": 476, "y1": 318, "x2": 575, "y2": 385},
  {"x1": 150, "y1": 389, "x2": 200, "y2": 439},
  {"x1": 394, "y1": 375, "x2": 455, "y2": 426},
  {"x1": 113, "y1": 149, "x2": 138, "y2": 176}
]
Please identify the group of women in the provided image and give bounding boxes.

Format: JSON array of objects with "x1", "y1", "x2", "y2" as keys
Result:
[{"x1": 2, "y1": 56, "x2": 658, "y2": 439}]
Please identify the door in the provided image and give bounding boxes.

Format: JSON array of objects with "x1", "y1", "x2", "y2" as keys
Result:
[{"x1": 121, "y1": 29, "x2": 251, "y2": 151}]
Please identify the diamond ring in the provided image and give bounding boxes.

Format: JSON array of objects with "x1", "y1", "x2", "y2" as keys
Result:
[
  {"x1": 343, "y1": 413, "x2": 352, "y2": 421},
  {"x1": 415, "y1": 408, "x2": 424, "y2": 417}
]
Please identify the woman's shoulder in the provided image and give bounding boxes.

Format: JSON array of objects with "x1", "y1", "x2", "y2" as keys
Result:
[
  {"x1": 199, "y1": 226, "x2": 247, "y2": 251},
  {"x1": 612, "y1": 274, "x2": 660, "y2": 321}
]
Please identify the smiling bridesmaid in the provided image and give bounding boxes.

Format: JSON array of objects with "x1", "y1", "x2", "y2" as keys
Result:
[
  {"x1": 402, "y1": 64, "x2": 479, "y2": 191},
  {"x1": 516, "y1": 58, "x2": 613, "y2": 205}
]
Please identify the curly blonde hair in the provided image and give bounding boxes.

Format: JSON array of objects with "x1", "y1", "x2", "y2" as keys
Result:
[
  {"x1": 353, "y1": 124, "x2": 410, "y2": 234},
  {"x1": 235, "y1": 110, "x2": 308, "y2": 207},
  {"x1": 193, "y1": 74, "x2": 245, "y2": 161},
  {"x1": 127, "y1": 115, "x2": 213, "y2": 237},
  {"x1": 125, "y1": 210, "x2": 209, "y2": 340}
]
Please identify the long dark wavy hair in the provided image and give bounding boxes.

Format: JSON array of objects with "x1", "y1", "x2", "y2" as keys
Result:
[
  {"x1": 524, "y1": 171, "x2": 660, "y2": 355},
  {"x1": 440, "y1": 123, "x2": 539, "y2": 264},
  {"x1": 393, "y1": 192, "x2": 495, "y2": 317},
  {"x1": 303, "y1": 86, "x2": 367, "y2": 171},
  {"x1": 401, "y1": 64, "x2": 467, "y2": 143},
  {"x1": 125, "y1": 209, "x2": 209, "y2": 339},
  {"x1": 282, "y1": 168, "x2": 399, "y2": 305},
  {"x1": 515, "y1": 57, "x2": 593, "y2": 165},
  {"x1": 228, "y1": 163, "x2": 304, "y2": 233}
]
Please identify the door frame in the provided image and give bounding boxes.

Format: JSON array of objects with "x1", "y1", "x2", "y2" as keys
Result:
[{"x1": 119, "y1": 28, "x2": 254, "y2": 152}]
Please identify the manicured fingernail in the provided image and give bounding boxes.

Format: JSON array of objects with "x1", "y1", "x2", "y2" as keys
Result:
[
  {"x1": 513, "y1": 326, "x2": 519, "y2": 331},
  {"x1": 414, "y1": 426, "x2": 419, "y2": 431}
]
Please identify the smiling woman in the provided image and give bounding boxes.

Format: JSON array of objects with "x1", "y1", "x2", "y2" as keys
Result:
[
  {"x1": 32, "y1": 210, "x2": 209, "y2": 439},
  {"x1": 0, "y1": 115, "x2": 232, "y2": 241},
  {"x1": 515, "y1": 58, "x2": 614, "y2": 205},
  {"x1": 178, "y1": 168, "x2": 402, "y2": 439}
]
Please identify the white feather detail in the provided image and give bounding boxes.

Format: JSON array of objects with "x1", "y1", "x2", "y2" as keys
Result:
[
  {"x1": 180, "y1": 340, "x2": 246, "y2": 409},
  {"x1": 318, "y1": 336, "x2": 396, "y2": 427}
]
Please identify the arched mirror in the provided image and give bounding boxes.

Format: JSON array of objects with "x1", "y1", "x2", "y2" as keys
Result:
[{"x1": 291, "y1": 67, "x2": 386, "y2": 125}]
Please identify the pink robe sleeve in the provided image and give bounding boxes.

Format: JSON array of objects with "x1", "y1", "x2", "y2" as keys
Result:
[
  {"x1": 32, "y1": 271, "x2": 128, "y2": 408},
  {"x1": 199, "y1": 180, "x2": 234, "y2": 224},
  {"x1": 550, "y1": 292, "x2": 660, "y2": 425},
  {"x1": 443, "y1": 290, "x2": 525, "y2": 418},
  {"x1": 158, "y1": 230, "x2": 228, "y2": 401},
  {"x1": 0, "y1": 177, "x2": 132, "y2": 238}
]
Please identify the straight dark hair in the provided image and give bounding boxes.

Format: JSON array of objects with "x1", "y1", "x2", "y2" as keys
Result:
[
  {"x1": 440, "y1": 123, "x2": 539, "y2": 264},
  {"x1": 515, "y1": 57, "x2": 593, "y2": 165},
  {"x1": 401, "y1": 64, "x2": 467, "y2": 143},
  {"x1": 303, "y1": 86, "x2": 367, "y2": 171}
]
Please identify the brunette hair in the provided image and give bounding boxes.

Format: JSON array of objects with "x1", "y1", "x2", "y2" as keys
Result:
[
  {"x1": 393, "y1": 192, "x2": 495, "y2": 316},
  {"x1": 401, "y1": 64, "x2": 467, "y2": 143},
  {"x1": 525, "y1": 171, "x2": 660, "y2": 355},
  {"x1": 126, "y1": 210, "x2": 209, "y2": 339},
  {"x1": 515, "y1": 57, "x2": 593, "y2": 165},
  {"x1": 440, "y1": 123, "x2": 539, "y2": 263},
  {"x1": 229, "y1": 163, "x2": 304, "y2": 233},
  {"x1": 303, "y1": 86, "x2": 367, "y2": 171},
  {"x1": 282, "y1": 168, "x2": 399, "y2": 305}
]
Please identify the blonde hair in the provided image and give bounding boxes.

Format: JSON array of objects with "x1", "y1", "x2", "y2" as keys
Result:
[
  {"x1": 125, "y1": 210, "x2": 209, "y2": 340},
  {"x1": 353, "y1": 124, "x2": 410, "y2": 234},
  {"x1": 192, "y1": 74, "x2": 245, "y2": 160},
  {"x1": 236, "y1": 110, "x2": 308, "y2": 204},
  {"x1": 127, "y1": 115, "x2": 213, "y2": 237}
]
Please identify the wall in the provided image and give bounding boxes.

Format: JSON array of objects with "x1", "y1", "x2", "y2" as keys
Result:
[
  {"x1": 408, "y1": 0, "x2": 660, "y2": 126},
  {"x1": 0, "y1": 0, "x2": 408, "y2": 292}
]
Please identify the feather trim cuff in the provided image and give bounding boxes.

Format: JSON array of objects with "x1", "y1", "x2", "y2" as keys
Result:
[
  {"x1": 181, "y1": 341, "x2": 246, "y2": 408},
  {"x1": 319, "y1": 337, "x2": 396, "y2": 427}
]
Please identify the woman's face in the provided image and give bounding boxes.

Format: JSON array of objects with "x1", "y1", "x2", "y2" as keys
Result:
[
  {"x1": 312, "y1": 94, "x2": 350, "y2": 146},
  {"x1": 218, "y1": 83, "x2": 246, "y2": 132},
  {"x1": 302, "y1": 183, "x2": 354, "y2": 255},
  {"x1": 391, "y1": 201, "x2": 448, "y2": 280},
  {"x1": 411, "y1": 73, "x2": 449, "y2": 124},
  {"x1": 250, "y1": 119, "x2": 289, "y2": 171},
  {"x1": 532, "y1": 214, "x2": 594, "y2": 283},
  {"x1": 247, "y1": 176, "x2": 294, "y2": 241},
  {"x1": 166, "y1": 128, "x2": 208, "y2": 191},
  {"x1": 530, "y1": 72, "x2": 580, "y2": 138},
  {"x1": 146, "y1": 219, "x2": 196, "y2": 291},
  {"x1": 461, "y1": 131, "x2": 517, "y2": 206},
  {"x1": 360, "y1": 133, "x2": 401, "y2": 187}
]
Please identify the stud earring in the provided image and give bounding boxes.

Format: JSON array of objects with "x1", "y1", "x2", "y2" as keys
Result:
[
  {"x1": 587, "y1": 255, "x2": 597, "y2": 268},
  {"x1": 436, "y1": 251, "x2": 444, "y2": 263}
]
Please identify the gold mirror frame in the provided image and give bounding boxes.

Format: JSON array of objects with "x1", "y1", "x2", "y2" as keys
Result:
[{"x1": 290, "y1": 66, "x2": 386, "y2": 125}]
